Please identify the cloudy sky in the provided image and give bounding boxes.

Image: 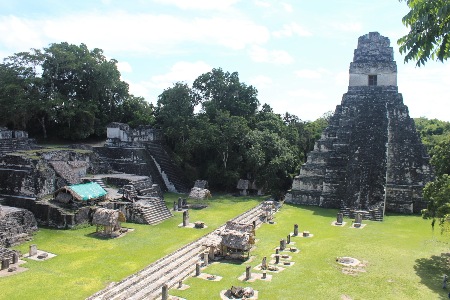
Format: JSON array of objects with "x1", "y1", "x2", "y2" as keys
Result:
[{"x1": 1, "y1": 0, "x2": 449, "y2": 121}]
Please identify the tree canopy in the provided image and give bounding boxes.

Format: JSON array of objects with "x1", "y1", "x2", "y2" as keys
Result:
[
  {"x1": 0, "y1": 42, "x2": 153, "y2": 140},
  {"x1": 398, "y1": 0, "x2": 450, "y2": 66}
]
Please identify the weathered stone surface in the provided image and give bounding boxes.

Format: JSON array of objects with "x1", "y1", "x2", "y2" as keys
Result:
[
  {"x1": 286, "y1": 32, "x2": 432, "y2": 218},
  {"x1": 188, "y1": 187, "x2": 211, "y2": 200},
  {"x1": 0, "y1": 205, "x2": 37, "y2": 247}
]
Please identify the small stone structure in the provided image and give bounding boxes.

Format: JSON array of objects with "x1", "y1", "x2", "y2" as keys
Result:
[
  {"x1": 92, "y1": 208, "x2": 126, "y2": 236},
  {"x1": 285, "y1": 32, "x2": 433, "y2": 219},
  {"x1": 236, "y1": 179, "x2": 263, "y2": 196},
  {"x1": 0, "y1": 128, "x2": 36, "y2": 156},
  {"x1": 54, "y1": 182, "x2": 107, "y2": 207},
  {"x1": 188, "y1": 187, "x2": 211, "y2": 200},
  {"x1": 105, "y1": 122, "x2": 162, "y2": 147},
  {"x1": 0, "y1": 247, "x2": 20, "y2": 270},
  {"x1": 0, "y1": 205, "x2": 37, "y2": 247}
]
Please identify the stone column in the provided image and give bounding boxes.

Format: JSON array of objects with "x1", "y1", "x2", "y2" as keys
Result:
[
  {"x1": 280, "y1": 239, "x2": 286, "y2": 251},
  {"x1": 29, "y1": 244, "x2": 37, "y2": 256},
  {"x1": 161, "y1": 284, "x2": 168, "y2": 300},
  {"x1": 287, "y1": 234, "x2": 291, "y2": 244},
  {"x1": 294, "y1": 224, "x2": 299, "y2": 236},
  {"x1": 196, "y1": 262, "x2": 201, "y2": 276},
  {"x1": 12, "y1": 252, "x2": 19, "y2": 264},
  {"x1": 261, "y1": 256, "x2": 267, "y2": 270},
  {"x1": 336, "y1": 213, "x2": 343, "y2": 225},
  {"x1": 173, "y1": 201, "x2": 178, "y2": 211},
  {"x1": 178, "y1": 281, "x2": 183, "y2": 289},
  {"x1": 275, "y1": 248, "x2": 279, "y2": 254},
  {"x1": 355, "y1": 213, "x2": 362, "y2": 224},
  {"x1": 253, "y1": 220, "x2": 256, "y2": 229},
  {"x1": 178, "y1": 197, "x2": 183, "y2": 211},
  {"x1": 183, "y1": 210, "x2": 189, "y2": 227},
  {"x1": 262, "y1": 271, "x2": 267, "y2": 279},
  {"x1": 275, "y1": 254, "x2": 280, "y2": 264},
  {"x1": 245, "y1": 265, "x2": 251, "y2": 280},
  {"x1": 1, "y1": 259, "x2": 9, "y2": 270},
  {"x1": 203, "y1": 251, "x2": 209, "y2": 266}
]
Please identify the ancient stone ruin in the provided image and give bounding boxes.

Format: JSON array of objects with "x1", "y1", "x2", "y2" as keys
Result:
[
  {"x1": 286, "y1": 32, "x2": 433, "y2": 220},
  {"x1": 95, "y1": 122, "x2": 190, "y2": 193},
  {"x1": 0, "y1": 205, "x2": 37, "y2": 247},
  {"x1": 0, "y1": 128, "x2": 36, "y2": 156}
]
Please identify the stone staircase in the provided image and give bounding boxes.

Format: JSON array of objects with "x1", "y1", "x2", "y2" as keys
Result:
[
  {"x1": 92, "y1": 178, "x2": 107, "y2": 190},
  {"x1": 136, "y1": 197, "x2": 173, "y2": 225},
  {"x1": 87, "y1": 201, "x2": 272, "y2": 300},
  {"x1": 144, "y1": 142, "x2": 190, "y2": 193},
  {"x1": 0, "y1": 138, "x2": 35, "y2": 156}
]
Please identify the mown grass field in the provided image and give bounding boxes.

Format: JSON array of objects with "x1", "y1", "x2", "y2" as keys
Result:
[{"x1": 1, "y1": 194, "x2": 449, "y2": 300}]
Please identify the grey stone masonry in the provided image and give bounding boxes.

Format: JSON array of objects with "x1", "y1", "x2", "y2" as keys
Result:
[{"x1": 286, "y1": 32, "x2": 433, "y2": 218}]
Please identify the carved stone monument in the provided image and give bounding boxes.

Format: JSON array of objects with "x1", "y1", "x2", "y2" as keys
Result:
[
  {"x1": 294, "y1": 224, "x2": 299, "y2": 236},
  {"x1": 261, "y1": 256, "x2": 267, "y2": 270},
  {"x1": 245, "y1": 265, "x2": 251, "y2": 280},
  {"x1": 285, "y1": 32, "x2": 433, "y2": 220},
  {"x1": 336, "y1": 213, "x2": 344, "y2": 225},
  {"x1": 183, "y1": 210, "x2": 189, "y2": 227},
  {"x1": 29, "y1": 244, "x2": 37, "y2": 256}
]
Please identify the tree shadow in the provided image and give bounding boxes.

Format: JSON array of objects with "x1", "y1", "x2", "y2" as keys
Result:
[{"x1": 414, "y1": 254, "x2": 450, "y2": 299}]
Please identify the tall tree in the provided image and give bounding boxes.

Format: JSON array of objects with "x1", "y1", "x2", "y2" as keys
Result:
[
  {"x1": 193, "y1": 68, "x2": 259, "y2": 118},
  {"x1": 398, "y1": 0, "x2": 450, "y2": 66}
]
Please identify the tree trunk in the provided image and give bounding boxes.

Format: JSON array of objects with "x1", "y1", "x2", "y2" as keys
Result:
[{"x1": 38, "y1": 116, "x2": 47, "y2": 139}]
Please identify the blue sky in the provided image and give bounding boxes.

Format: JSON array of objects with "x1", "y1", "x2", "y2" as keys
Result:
[{"x1": 1, "y1": 0, "x2": 449, "y2": 121}]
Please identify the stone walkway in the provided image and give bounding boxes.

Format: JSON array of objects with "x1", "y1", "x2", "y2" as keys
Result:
[{"x1": 87, "y1": 202, "x2": 271, "y2": 300}]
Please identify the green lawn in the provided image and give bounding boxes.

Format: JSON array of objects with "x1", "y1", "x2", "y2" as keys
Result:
[
  {"x1": 2, "y1": 196, "x2": 449, "y2": 300},
  {"x1": 3, "y1": 194, "x2": 260, "y2": 300},
  {"x1": 171, "y1": 204, "x2": 450, "y2": 300}
]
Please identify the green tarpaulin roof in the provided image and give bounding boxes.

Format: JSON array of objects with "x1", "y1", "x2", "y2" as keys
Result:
[{"x1": 68, "y1": 182, "x2": 107, "y2": 201}]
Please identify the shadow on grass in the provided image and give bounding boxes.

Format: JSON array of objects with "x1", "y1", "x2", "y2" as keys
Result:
[
  {"x1": 84, "y1": 232, "x2": 118, "y2": 240},
  {"x1": 284, "y1": 203, "x2": 338, "y2": 218},
  {"x1": 414, "y1": 254, "x2": 450, "y2": 299}
]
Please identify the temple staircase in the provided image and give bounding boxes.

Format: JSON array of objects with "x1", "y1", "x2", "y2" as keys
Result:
[{"x1": 135, "y1": 197, "x2": 173, "y2": 225}]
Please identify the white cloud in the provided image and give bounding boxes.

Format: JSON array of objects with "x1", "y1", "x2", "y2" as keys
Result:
[
  {"x1": 0, "y1": 13, "x2": 270, "y2": 56},
  {"x1": 116, "y1": 61, "x2": 132, "y2": 73},
  {"x1": 254, "y1": 0, "x2": 271, "y2": 8},
  {"x1": 295, "y1": 70, "x2": 321, "y2": 79},
  {"x1": 273, "y1": 22, "x2": 312, "y2": 38},
  {"x1": 0, "y1": 16, "x2": 44, "y2": 52},
  {"x1": 249, "y1": 75, "x2": 273, "y2": 88},
  {"x1": 126, "y1": 61, "x2": 212, "y2": 102},
  {"x1": 331, "y1": 22, "x2": 363, "y2": 33},
  {"x1": 249, "y1": 46, "x2": 294, "y2": 64},
  {"x1": 288, "y1": 88, "x2": 327, "y2": 100},
  {"x1": 282, "y1": 3, "x2": 293, "y2": 13},
  {"x1": 153, "y1": 0, "x2": 240, "y2": 10},
  {"x1": 398, "y1": 63, "x2": 450, "y2": 120},
  {"x1": 150, "y1": 61, "x2": 212, "y2": 88}
]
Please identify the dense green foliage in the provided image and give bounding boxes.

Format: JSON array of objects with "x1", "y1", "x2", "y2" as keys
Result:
[
  {"x1": 414, "y1": 117, "x2": 450, "y2": 152},
  {"x1": 0, "y1": 42, "x2": 154, "y2": 139},
  {"x1": 398, "y1": 0, "x2": 450, "y2": 66},
  {"x1": 1, "y1": 43, "x2": 329, "y2": 195},
  {"x1": 155, "y1": 68, "x2": 329, "y2": 196},
  {"x1": 6, "y1": 195, "x2": 448, "y2": 299},
  {"x1": 415, "y1": 118, "x2": 450, "y2": 226}
]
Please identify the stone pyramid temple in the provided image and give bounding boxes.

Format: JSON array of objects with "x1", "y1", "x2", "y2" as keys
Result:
[{"x1": 285, "y1": 32, "x2": 433, "y2": 220}]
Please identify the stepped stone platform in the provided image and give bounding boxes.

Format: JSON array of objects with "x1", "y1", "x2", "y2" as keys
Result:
[
  {"x1": 87, "y1": 201, "x2": 275, "y2": 300},
  {"x1": 286, "y1": 32, "x2": 433, "y2": 218}
]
